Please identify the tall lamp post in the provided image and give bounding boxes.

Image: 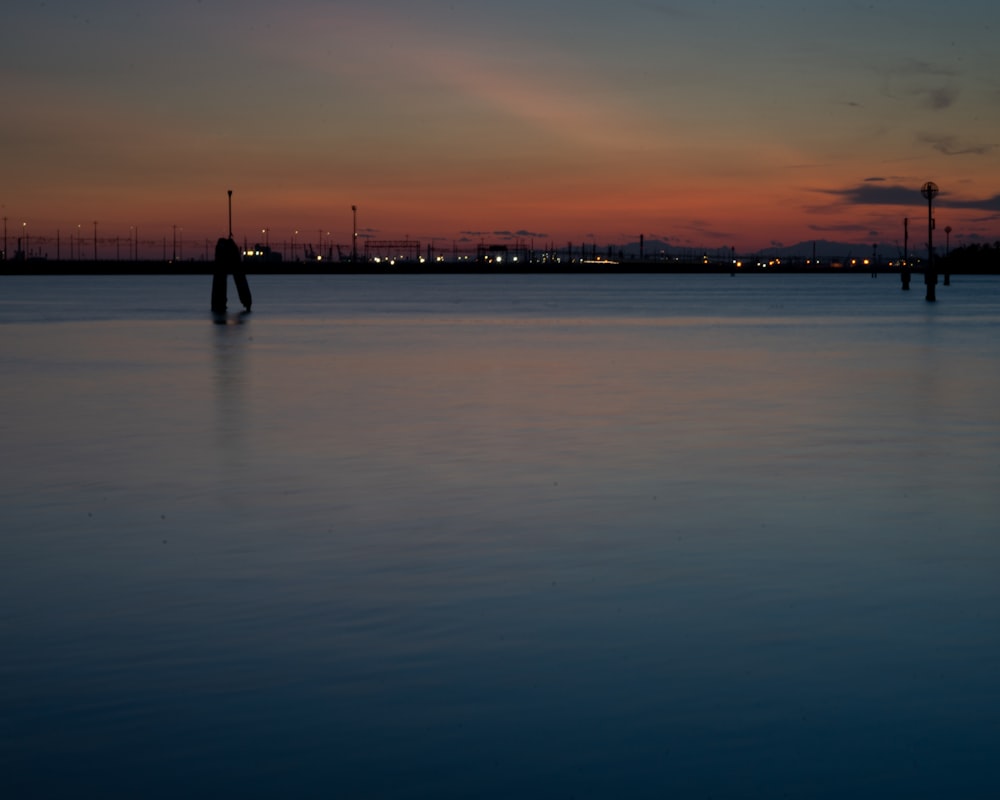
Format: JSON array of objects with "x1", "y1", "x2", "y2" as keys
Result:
[
  {"x1": 352, "y1": 205, "x2": 358, "y2": 263},
  {"x1": 921, "y1": 182, "x2": 938, "y2": 302}
]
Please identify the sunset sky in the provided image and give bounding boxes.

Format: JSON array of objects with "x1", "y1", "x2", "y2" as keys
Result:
[{"x1": 5, "y1": 0, "x2": 1000, "y2": 255}]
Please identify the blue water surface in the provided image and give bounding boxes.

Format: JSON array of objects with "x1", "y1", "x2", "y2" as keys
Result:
[{"x1": 2, "y1": 273, "x2": 999, "y2": 798}]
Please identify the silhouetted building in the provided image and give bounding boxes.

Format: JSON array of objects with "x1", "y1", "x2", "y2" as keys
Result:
[{"x1": 242, "y1": 244, "x2": 282, "y2": 264}]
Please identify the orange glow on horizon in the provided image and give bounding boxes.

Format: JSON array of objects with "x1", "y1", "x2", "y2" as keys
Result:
[{"x1": 7, "y1": 4, "x2": 1000, "y2": 254}]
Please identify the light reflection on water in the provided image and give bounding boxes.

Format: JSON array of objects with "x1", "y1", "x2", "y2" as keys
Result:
[{"x1": 2, "y1": 274, "x2": 1000, "y2": 798}]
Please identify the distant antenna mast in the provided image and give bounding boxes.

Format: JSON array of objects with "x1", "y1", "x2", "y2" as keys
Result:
[{"x1": 228, "y1": 190, "x2": 233, "y2": 239}]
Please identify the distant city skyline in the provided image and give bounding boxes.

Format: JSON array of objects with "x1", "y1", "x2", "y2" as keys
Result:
[{"x1": 5, "y1": 1, "x2": 1000, "y2": 252}]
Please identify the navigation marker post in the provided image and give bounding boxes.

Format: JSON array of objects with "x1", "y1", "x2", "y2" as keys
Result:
[
  {"x1": 212, "y1": 190, "x2": 252, "y2": 314},
  {"x1": 921, "y1": 181, "x2": 938, "y2": 303}
]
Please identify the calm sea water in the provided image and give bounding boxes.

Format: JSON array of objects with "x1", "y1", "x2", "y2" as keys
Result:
[{"x1": 2, "y1": 273, "x2": 999, "y2": 799}]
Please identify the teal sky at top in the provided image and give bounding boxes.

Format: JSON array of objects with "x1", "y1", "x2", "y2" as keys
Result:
[{"x1": 4, "y1": 0, "x2": 1000, "y2": 249}]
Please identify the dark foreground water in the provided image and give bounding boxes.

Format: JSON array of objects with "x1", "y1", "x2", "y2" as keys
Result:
[{"x1": 2, "y1": 274, "x2": 999, "y2": 799}]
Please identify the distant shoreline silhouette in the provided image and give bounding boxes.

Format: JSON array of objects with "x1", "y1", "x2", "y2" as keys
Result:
[{"x1": 1, "y1": 257, "x2": 995, "y2": 276}]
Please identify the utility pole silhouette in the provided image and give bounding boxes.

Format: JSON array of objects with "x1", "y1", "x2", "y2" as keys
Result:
[
  {"x1": 352, "y1": 205, "x2": 358, "y2": 263},
  {"x1": 901, "y1": 218, "x2": 910, "y2": 290},
  {"x1": 922, "y1": 182, "x2": 938, "y2": 302},
  {"x1": 943, "y1": 225, "x2": 952, "y2": 286}
]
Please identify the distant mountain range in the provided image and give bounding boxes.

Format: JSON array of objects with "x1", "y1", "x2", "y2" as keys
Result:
[{"x1": 618, "y1": 239, "x2": 904, "y2": 261}]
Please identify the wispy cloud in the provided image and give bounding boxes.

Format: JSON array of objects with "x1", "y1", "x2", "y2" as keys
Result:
[
  {"x1": 819, "y1": 183, "x2": 921, "y2": 206},
  {"x1": 820, "y1": 182, "x2": 1000, "y2": 213},
  {"x1": 679, "y1": 219, "x2": 735, "y2": 242},
  {"x1": 881, "y1": 59, "x2": 960, "y2": 110},
  {"x1": 277, "y1": 6, "x2": 665, "y2": 154},
  {"x1": 919, "y1": 133, "x2": 995, "y2": 156},
  {"x1": 923, "y1": 86, "x2": 959, "y2": 110},
  {"x1": 808, "y1": 223, "x2": 874, "y2": 233},
  {"x1": 943, "y1": 194, "x2": 1000, "y2": 212}
]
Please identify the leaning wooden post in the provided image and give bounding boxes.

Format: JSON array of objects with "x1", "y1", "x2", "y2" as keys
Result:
[
  {"x1": 212, "y1": 190, "x2": 252, "y2": 313},
  {"x1": 211, "y1": 253, "x2": 228, "y2": 315}
]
